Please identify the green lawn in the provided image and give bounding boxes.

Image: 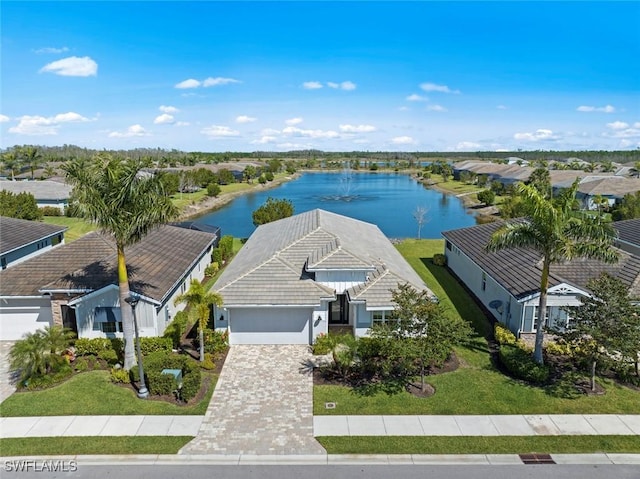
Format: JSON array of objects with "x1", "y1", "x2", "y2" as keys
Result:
[
  {"x1": 0, "y1": 370, "x2": 216, "y2": 417},
  {"x1": 314, "y1": 239, "x2": 640, "y2": 415},
  {"x1": 318, "y1": 436, "x2": 640, "y2": 455},
  {"x1": 170, "y1": 189, "x2": 209, "y2": 209},
  {"x1": 42, "y1": 216, "x2": 96, "y2": 242},
  {"x1": 426, "y1": 175, "x2": 483, "y2": 195},
  {"x1": 0, "y1": 436, "x2": 192, "y2": 456}
]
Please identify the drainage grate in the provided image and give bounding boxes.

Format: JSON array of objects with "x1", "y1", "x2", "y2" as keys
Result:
[
  {"x1": 325, "y1": 402, "x2": 336, "y2": 409},
  {"x1": 519, "y1": 453, "x2": 556, "y2": 465}
]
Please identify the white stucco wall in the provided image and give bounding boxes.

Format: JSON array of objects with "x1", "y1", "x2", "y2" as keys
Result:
[
  {"x1": 315, "y1": 270, "x2": 368, "y2": 294},
  {"x1": 0, "y1": 297, "x2": 53, "y2": 340}
]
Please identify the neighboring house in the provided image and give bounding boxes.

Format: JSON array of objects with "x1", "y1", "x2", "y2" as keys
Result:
[
  {"x1": 0, "y1": 180, "x2": 73, "y2": 212},
  {"x1": 442, "y1": 219, "x2": 640, "y2": 337},
  {"x1": 0, "y1": 225, "x2": 217, "y2": 341},
  {"x1": 0, "y1": 216, "x2": 66, "y2": 269},
  {"x1": 574, "y1": 176, "x2": 640, "y2": 210},
  {"x1": 211, "y1": 209, "x2": 434, "y2": 345}
]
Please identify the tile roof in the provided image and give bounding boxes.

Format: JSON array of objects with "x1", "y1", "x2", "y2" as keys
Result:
[
  {"x1": 577, "y1": 176, "x2": 640, "y2": 197},
  {"x1": 214, "y1": 209, "x2": 431, "y2": 307},
  {"x1": 0, "y1": 225, "x2": 217, "y2": 304},
  {"x1": 0, "y1": 180, "x2": 72, "y2": 200},
  {"x1": 0, "y1": 216, "x2": 67, "y2": 255},
  {"x1": 614, "y1": 219, "x2": 640, "y2": 247},
  {"x1": 442, "y1": 220, "x2": 640, "y2": 299}
]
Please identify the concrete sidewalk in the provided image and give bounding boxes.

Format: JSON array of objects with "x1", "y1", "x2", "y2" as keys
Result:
[
  {"x1": 313, "y1": 414, "x2": 640, "y2": 436},
  {"x1": 2, "y1": 414, "x2": 638, "y2": 439}
]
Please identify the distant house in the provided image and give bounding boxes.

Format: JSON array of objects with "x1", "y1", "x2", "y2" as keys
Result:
[
  {"x1": 442, "y1": 219, "x2": 640, "y2": 337},
  {"x1": 211, "y1": 209, "x2": 434, "y2": 345},
  {"x1": 0, "y1": 216, "x2": 66, "y2": 270},
  {"x1": 0, "y1": 180, "x2": 72, "y2": 213},
  {"x1": 0, "y1": 225, "x2": 217, "y2": 340}
]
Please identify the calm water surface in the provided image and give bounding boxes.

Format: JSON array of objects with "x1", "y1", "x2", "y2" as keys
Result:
[{"x1": 196, "y1": 172, "x2": 476, "y2": 239}]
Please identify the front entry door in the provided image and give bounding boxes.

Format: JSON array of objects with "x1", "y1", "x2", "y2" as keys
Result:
[
  {"x1": 329, "y1": 294, "x2": 348, "y2": 325},
  {"x1": 61, "y1": 305, "x2": 78, "y2": 335}
]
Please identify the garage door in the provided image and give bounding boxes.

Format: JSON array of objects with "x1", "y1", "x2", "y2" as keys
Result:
[
  {"x1": 229, "y1": 308, "x2": 312, "y2": 345},
  {"x1": 0, "y1": 299, "x2": 53, "y2": 340}
]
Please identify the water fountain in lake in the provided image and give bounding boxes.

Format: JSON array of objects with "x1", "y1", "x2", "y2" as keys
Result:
[{"x1": 321, "y1": 163, "x2": 361, "y2": 202}]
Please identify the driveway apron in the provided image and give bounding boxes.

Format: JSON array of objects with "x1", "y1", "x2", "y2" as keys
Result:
[{"x1": 180, "y1": 345, "x2": 325, "y2": 455}]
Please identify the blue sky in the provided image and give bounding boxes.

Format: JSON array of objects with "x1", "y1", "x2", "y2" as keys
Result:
[{"x1": 1, "y1": 1, "x2": 639, "y2": 152}]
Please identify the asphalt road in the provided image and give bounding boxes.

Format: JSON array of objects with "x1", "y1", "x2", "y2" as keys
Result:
[{"x1": 2, "y1": 464, "x2": 639, "y2": 479}]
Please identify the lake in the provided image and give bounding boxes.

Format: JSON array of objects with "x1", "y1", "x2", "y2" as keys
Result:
[{"x1": 195, "y1": 172, "x2": 476, "y2": 239}]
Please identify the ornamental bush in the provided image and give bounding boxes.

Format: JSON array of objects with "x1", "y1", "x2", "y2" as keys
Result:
[
  {"x1": 494, "y1": 324, "x2": 517, "y2": 345},
  {"x1": 110, "y1": 367, "x2": 130, "y2": 384},
  {"x1": 139, "y1": 337, "x2": 172, "y2": 355},
  {"x1": 163, "y1": 311, "x2": 189, "y2": 349},
  {"x1": 432, "y1": 253, "x2": 447, "y2": 266},
  {"x1": 499, "y1": 344, "x2": 550, "y2": 384}
]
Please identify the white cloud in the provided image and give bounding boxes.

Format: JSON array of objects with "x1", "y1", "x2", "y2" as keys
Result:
[
  {"x1": 514, "y1": 129, "x2": 559, "y2": 141},
  {"x1": 175, "y1": 121, "x2": 190, "y2": 127},
  {"x1": 175, "y1": 78, "x2": 201, "y2": 89},
  {"x1": 427, "y1": 105, "x2": 447, "y2": 112},
  {"x1": 496, "y1": 105, "x2": 508, "y2": 110},
  {"x1": 9, "y1": 112, "x2": 89, "y2": 135},
  {"x1": 606, "y1": 121, "x2": 629, "y2": 130},
  {"x1": 577, "y1": 105, "x2": 615, "y2": 113},
  {"x1": 252, "y1": 136, "x2": 278, "y2": 144},
  {"x1": 159, "y1": 105, "x2": 179, "y2": 113},
  {"x1": 261, "y1": 128, "x2": 281, "y2": 135},
  {"x1": 282, "y1": 126, "x2": 339, "y2": 139},
  {"x1": 0, "y1": 114, "x2": 9, "y2": 122},
  {"x1": 154, "y1": 114, "x2": 175, "y2": 125},
  {"x1": 34, "y1": 46, "x2": 69, "y2": 54},
  {"x1": 406, "y1": 94, "x2": 427, "y2": 102},
  {"x1": 420, "y1": 82, "x2": 460, "y2": 94},
  {"x1": 202, "y1": 77, "x2": 241, "y2": 87},
  {"x1": 604, "y1": 120, "x2": 640, "y2": 139},
  {"x1": 201, "y1": 125, "x2": 240, "y2": 138},
  {"x1": 339, "y1": 124, "x2": 376, "y2": 133},
  {"x1": 285, "y1": 117, "x2": 303, "y2": 126},
  {"x1": 455, "y1": 141, "x2": 482, "y2": 150},
  {"x1": 236, "y1": 115, "x2": 257, "y2": 123},
  {"x1": 392, "y1": 136, "x2": 415, "y2": 145},
  {"x1": 327, "y1": 81, "x2": 356, "y2": 90},
  {"x1": 39, "y1": 56, "x2": 98, "y2": 77},
  {"x1": 108, "y1": 124, "x2": 150, "y2": 138},
  {"x1": 302, "y1": 81, "x2": 323, "y2": 90}
]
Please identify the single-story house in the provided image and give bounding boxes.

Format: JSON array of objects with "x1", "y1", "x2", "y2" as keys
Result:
[
  {"x1": 0, "y1": 180, "x2": 73, "y2": 213},
  {"x1": 0, "y1": 224, "x2": 217, "y2": 341},
  {"x1": 0, "y1": 216, "x2": 66, "y2": 269},
  {"x1": 211, "y1": 209, "x2": 435, "y2": 345},
  {"x1": 442, "y1": 219, "x2": 640, "y2": 337}
]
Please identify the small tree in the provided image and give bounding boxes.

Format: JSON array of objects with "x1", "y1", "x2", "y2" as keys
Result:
[
  {"x1": 206, "y1": 182, "x2": 221, "y2": 197},
  {"x1": 412, "y1": 206, "x2": 429, "y2": 239},
  {"x1": 252, "y1": 197, "x2": 294, "y2": 226},
  {"x1": 528, "y1": 167, "x2": 552, "y2": 198},
  {"x1": 554, "y1": 274, "x2": 640, "y2": 390},
  {"x1": 477, "y1": 189, "x2": 496, "y2": 206}
]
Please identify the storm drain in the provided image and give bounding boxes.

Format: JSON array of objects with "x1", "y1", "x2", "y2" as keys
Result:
[
  {"x1": 325, "y1": 402, "x2": 336, "y2": 409},
  {"x1": 519, "y1": 453, "x2": 556, "y2": 464}
]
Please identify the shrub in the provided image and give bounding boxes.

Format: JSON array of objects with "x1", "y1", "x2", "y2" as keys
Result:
[
  {"x1": 219, "y1": 235, "x2": 233, "y2": 261},
  {"x1": 494, "y1": 324, "x2": 517, "y2": 346},
  {"x1": 23, "y1": 365, "x2": 73, "y2": 390},
  {"x1": 206, "y1": 183, "x2": 221, "y2": 197},
  {"x1": 40, "y1": 206, "x2": 62, "y2": 216},
  {"x1": 477, "y1": 189, "x2": 496, "y2": 206},
  {"x1": 202, "y1": 329, "x2": 229, "y2": 356},
  {"x1": 110, "y1": 367, "x2": 130, "y2": 384},
  {"x1": 205, "y1": 262, "x2": 219, "y2": 277},
  {"x1": 180, "y1": 364, "x2": 201, "y2": 401},
  {"x1": 211, "y1": 248, "x2": 222, "y2": 264},
  {"x1": 369, "y1": 163, "x2": 379, "y2": 171},
  {"x1": 163, "y1": 311, "x2": 189, "y2": 349},
  {"x1": 97, "y1": 348, "x2": 119, "y2": 365},
  {"x1": 432, "y1": 253, "x2": 446, "y2": 266},
  {"x1": 313, "y1": 333, "x2": 332, "y2": 355},
  {"x1": 74, "y1": 338, "x2": 121, "y2": 357},
  {"x1": 265, "y1": 171, "x2": 274, "y2": 181},
  {"x1": 147, "y1": 370, "x2": 178, "y2": 396},
  {"x1": 499, "y1": 344, "x2": 550, "y2": 384},
  {"x1": 201, "y1": 353, "x2": 215, "y2": 370},
  {"x1": 140, "y1": 337, "x2": 172, "y2": 356},
  {"x1": 545, "y1": 340, "x2": 573, "y2": 357},
  {"x1": 258, "y1": 175, "x2": 267, "y2": 184},
  {"x1": 73, "y1": 356, "x2": 90, "y2": 372}
]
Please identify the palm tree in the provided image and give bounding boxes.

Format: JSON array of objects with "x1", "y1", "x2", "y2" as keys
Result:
[
  {"x1": 630, "y1": 161, "x2": 640, "y2": 179},
  {"x1": 20, "y1": 146, "x2": 42, "y2": 180},
  {"x1": 1, "y1": 152, "x2": 20, "y2": 180},
  {"x1": 486, "y1": 180, "x2": 618, "y2": 364},
  {"x1": 9, "y1": 326, "x2": 74, "y2": 383},
  {"x1": 64, "y1": 154, "x2": 178, "y2": 370},
  {"x1": 174, "y1": 279, "x2": 223, "y2": 362}
]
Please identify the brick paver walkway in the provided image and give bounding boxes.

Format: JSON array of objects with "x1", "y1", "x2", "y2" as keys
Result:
[
  {"x1": 180, "y1": 345, "x2": 326, "y2": 455},
  {"x1": 0, "y1": 342, "x2": 17, "y2": 404}
]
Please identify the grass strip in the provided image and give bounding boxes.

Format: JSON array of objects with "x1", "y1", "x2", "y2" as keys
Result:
[
  {"x1": 0, "y1": 436, "x2": 193, "y2": 456},
  {"x1": 317, "y1": 435, "x2": 640, "y2": 455}
]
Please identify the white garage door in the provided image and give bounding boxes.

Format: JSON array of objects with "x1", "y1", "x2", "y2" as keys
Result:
[
  {"x1": 0, "y1": 299, "x2": 53, "y2": 341},
  {"x1": 229, "y1": 308, "x2": 312, "y2": 345}
]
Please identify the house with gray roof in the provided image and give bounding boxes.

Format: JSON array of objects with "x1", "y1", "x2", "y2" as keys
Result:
[
  {"x1": 0, "y1": 225, "x2": 217, "y2": 340},
  {"x1": 0, "y1": 216, "x2": 66, "y2": 269},
  {"x1": 442, "y1": 219, "x2": 640, "y2": 338},
  {"x1": 211, "y1": 209, "x2": 434, "y2": 345},
  {"x1": 0, "y1": 180, "x2": 73, "y2": 213}
]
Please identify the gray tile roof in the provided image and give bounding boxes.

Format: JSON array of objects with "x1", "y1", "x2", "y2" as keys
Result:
[
  {"x1": 614, "y1": 219, "x2": 640, "y2": 247},
  {"x1": 0, "y1": 216, "x2": 67, "y2": 255},
  {"x1": 214, "y1": 209, "x2": 432, "y2": 307},
  {"x1": 0, "y1": 225, "x2": 217, "y2": 304},
  {"x1": 443, "y1": 220, "x2": 640, "y2": 299},
  {"x1": 0, "y1": 180, "x2": 72, "y2": 200}
]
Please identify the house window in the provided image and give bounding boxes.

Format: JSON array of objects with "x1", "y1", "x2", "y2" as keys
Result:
[
  {"x1": 1, "y1": 257, "x2": 6, "y2": 270},
  {"x1": 481, "y1": 272, "x2": 487, "y2": 291},
  {"x1": 95, "y1": 307, "x2": 123, "y2": 334},
  {"x1": 446, "y1": 240, "x2": 452, "y2": 251},
  {"x1": 532, "y1": 306, "x2": 552, "y2": 330},
  {"x1": 372, "y1": 310, "x2": 398, "y2": 324},
  {"x1": 101, "y1": 321, "x2": 122, "y2": 334}
]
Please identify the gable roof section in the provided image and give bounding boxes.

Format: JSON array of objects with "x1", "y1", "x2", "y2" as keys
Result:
[
  {"x1": 0, "y1": 216, "x2": 67, "y2": 255},
  {"x1": 215, "y1": 209, "x2": 431, "y2": 307},
  {"x1": 0, "y1": 180, "x2": 72, "y2": 200},
  {"x1": 0, "y1": 225, "x2": 217, "y2": 304},
  {"x1": 614, "y1": 219, "x2": 640, "y2": 248},
  {"x1": 443, "y1": 220, "x2": 640, "y2": 300}
]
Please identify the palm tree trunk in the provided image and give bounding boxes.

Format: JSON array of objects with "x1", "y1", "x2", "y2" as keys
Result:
[
  {"x1": 591, "y1": 360, "x2": 597, "y2": 392},
  {"x1": 199, "y1": 322, "x2": 205, "y2": 362},
  {"x1": 117, "y1": 245, "x2": 136, "y2": 370},
  {"x1": 533, "y1": 257, "x2": 550, "y2": 365}
]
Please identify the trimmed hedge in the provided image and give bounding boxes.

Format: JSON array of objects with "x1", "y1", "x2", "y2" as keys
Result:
[
  {"x1": 140, "y1": 337, "x2": 172, "y2": 355},
  {"x1": 499, "y1": 344, "x2": 550, "y2": 384},
  {"x1": 75, "y1": 338, "x2": 123, "y2": 357},
  {"x1": 494, "y1": 324, "x2": 517, "y2": 346}
]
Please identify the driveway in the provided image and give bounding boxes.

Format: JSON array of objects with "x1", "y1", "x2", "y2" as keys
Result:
[
  {"x1": 180, "y1": 345, "x2": 325, "y2": 455},
  {"x1": 0, "y1": 341, "x2": 18, "y2": 404}
]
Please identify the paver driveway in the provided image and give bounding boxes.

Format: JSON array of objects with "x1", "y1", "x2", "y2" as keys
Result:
[
  {"x1": 180, "y1": 345, "x2": 325, "y2": 455},
  {"x1": 0, "y1": 341, "x2": 17, "y2": 404}
]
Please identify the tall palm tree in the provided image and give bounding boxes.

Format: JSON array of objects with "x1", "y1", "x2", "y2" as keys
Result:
[
  {"x1": 21, "y1": 146, "x2": 42, "y2": 180},
  {"x1": 64, "y1": 154, "x2": 178, "y2": 370},
  {"x1": 1, "y1": 152, "x2": 20, "y2": 180},
  {"x1": 486, "y1": 180, "x2": 618, "y2": 364},
  {"x1": 175, "y1": 279, "x2": 223, "y2": 362}
]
